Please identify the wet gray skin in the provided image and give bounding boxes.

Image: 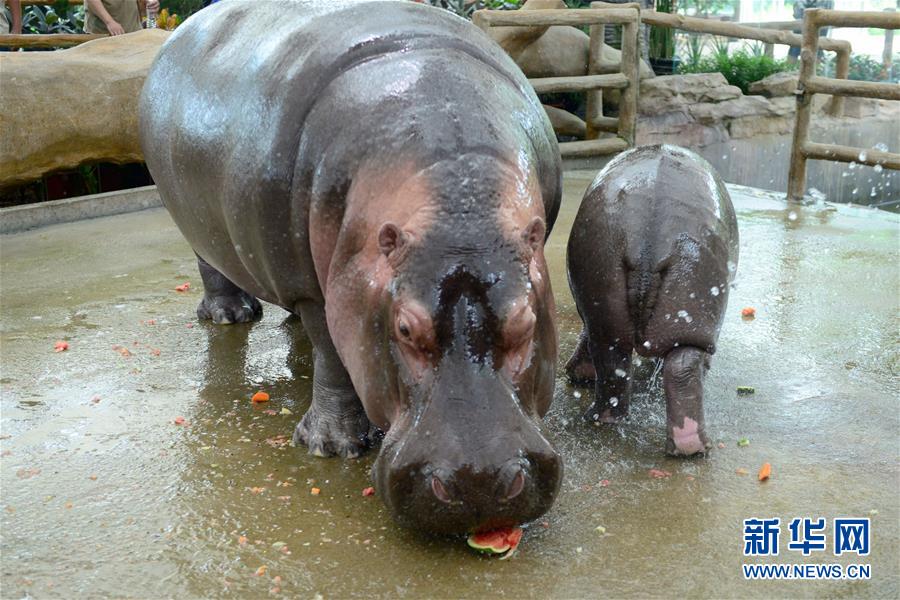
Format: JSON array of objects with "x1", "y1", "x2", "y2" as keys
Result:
[
  {"x1": 2, "y1": 175, "x2": 898, "y2": 597},
  {"x1": 139, "y1": 0, "x2": 563, "y2": 533},
  {"x1": 566, "y1": 145, "x2": 739, "y2": 457}
]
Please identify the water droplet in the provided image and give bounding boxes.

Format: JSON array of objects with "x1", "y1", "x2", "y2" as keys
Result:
[
  {"x1": 858, "y1": 151, "x2": 868, "y2": 162},
  {"x1": 677, "y1": 310, "x2": 688, "y2": 319},
  {"x1": 873, "y1": 142, "x2": 888, "y2": 152},
  {"x1": 609, "y1": 397, "x2": 619, "y2": 407},
  {"x1": 573, "y1": 391, "x2": 582, "y2": 399},
  {"x1": 689, "y1": 292, "x2": 696, "y2": 299},
  {"x1": 727, "y1": 261, "x2": 736, "y2": 273},
  {"x1": 788, "y1": 211, "x2": 798, "y2": 221},
  {"x1": 710, "y1": 286, "x2": 720, "y2": 296},
  {"x1": 848, "y1": 162, "x2": 857, "y2": 170},
  {"x1": 874, "y1": 164, "x2": 883, "y2": 174},
  {"x1": 614, "y1": 368, "x2": 627, "y2": 378},
  {"x1": 643, "y1": 341, "x2": 651, "y2": 349},
  {"x1": 851, "y1": 188, "x2": 858, "y2": 195}
]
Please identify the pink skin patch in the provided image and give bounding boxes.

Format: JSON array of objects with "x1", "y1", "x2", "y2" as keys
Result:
[{"x1": 671, "y1": 417, "x2": 705, "y2": 455}]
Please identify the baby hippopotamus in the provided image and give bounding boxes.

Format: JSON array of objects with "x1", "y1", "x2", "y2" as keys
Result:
[{"x1": 565, "y1": 145, "x2": 739, "y2": 456}]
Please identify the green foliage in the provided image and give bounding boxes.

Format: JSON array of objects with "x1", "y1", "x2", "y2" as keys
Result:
[
  {"x1": 678, "y1": 0, "x2": 733, "y2": 17},
  {"x1": 424, "y1": 0, "x2": 523, "y2": 19},
  {"x1": 818, "y1": 53, "x2": 900, "y2": 83},
  {"x1": 22, "y1": 4, "x2": 84, "y2": 34},
  {"x1": 158, "y1": 0, "x2": 207, "y2": 18},
  {"x1": 678, "y1": 49, "x2": 797, "y2": 94},
  {"x1": 649, "y1": 0, "x2": 675, "y2": 59}
]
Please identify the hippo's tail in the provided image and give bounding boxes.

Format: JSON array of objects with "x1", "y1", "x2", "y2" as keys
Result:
[{"x1": 625, "y1": 251, "x2": 670, "y2": 333}]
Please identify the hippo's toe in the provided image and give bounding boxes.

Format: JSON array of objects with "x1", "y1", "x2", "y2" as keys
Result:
[
  {"x1": 196, "y1": 293, "x2": 263, "y2": 324},
  {"x1": 293, "y1": 403, "x2": 376, "y2": 459}
]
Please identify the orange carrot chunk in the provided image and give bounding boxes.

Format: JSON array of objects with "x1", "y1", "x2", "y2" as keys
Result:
[
  {"x1": 251, "y1": 391, "x2": 270, "y2": 403},
  {"x1": 741, "y1": 307, "x2": 756, "y2": 319},
  {"x1": 174, "y1": 282, "x2": 191, "y2": 292},
  {"x1": 54, "y1": 341, "x2": 69, "y2": 352},
  {"x1": 758, "y1": 462, "x2": 772, "y2": 481}
]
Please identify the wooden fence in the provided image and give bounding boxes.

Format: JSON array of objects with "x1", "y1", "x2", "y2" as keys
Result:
[
  {"x1": 787, "y1": 9, "x2": 900, "y2": 202},
  {"x1": 473, "y1": 6, "x2": 640, "y2": 159}
]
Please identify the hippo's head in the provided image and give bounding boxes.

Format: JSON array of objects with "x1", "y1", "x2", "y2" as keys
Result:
[{"x1": 339, "y1": 155, "x2": 561, "y2": 534}]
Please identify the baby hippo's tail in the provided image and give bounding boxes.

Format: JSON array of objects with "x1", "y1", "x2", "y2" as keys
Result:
[{"x1": 625, "y1": 252, "x2": 670, "y2": 337}]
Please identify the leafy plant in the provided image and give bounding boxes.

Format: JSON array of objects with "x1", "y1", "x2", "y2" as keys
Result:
[
  {"x1": 649, "y1": 0, "x2": 675, "y2": 60},
  {"x1": 818, "y1": 53, "x2": 899, "y2": 83},
  {"x1": 678, "y1": 49, "x2": 797, "y2": 94},
  {"x1": 22, "y1": 3, "x2": 83, "y2": 34},
  {"x1": 158, "y1": 0, "x2": 206, "y2": 18},
  {"x1": 678, "y1": 0, "x2": 733, "y2": 17},
  {"x1": 680, "y1": 33, "x2": 706, "y2": 70},
  {"x1": 423, "y1": 0, "x2": 523, "y2": 18}
]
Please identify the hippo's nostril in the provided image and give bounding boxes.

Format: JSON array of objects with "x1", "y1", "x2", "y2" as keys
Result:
[
  {"x1": 431, "y1": 474, "x2": 452, "y2": 504},
  {"x1": 505, "y1": 468, "x2": 526, "y2": 501}
]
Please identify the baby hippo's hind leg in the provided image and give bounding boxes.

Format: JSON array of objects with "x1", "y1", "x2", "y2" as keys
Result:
[
  {"x1": 195, "y1": 255, "x2": 263, "y2": 324},
  {"x1": 663, "y1": 346, "x2": 712, "y2": 456},
  {"x1": 565, "y1": 327, "x2": 597, "y2": 384},
  {"x1": 583, "y1": 338, "x2": 633, "y2": 424}
]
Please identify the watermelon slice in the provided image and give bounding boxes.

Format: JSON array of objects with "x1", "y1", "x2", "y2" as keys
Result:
[{"x1": 467, "y1": 527, "x2": 523, "y2": 559}]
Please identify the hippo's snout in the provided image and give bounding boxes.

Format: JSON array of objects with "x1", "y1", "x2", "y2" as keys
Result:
[{"x1": 375, "y1": 427, "x2": 562, "y2": 535}]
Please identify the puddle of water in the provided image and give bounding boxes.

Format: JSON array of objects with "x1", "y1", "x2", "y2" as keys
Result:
[{"x1": 1, "y1": 176, "x2": 897, "y2": 597}]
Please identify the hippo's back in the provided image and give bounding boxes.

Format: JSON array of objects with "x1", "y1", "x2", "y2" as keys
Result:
[
  {"x1": 569, "y1": 145, "x2": 739, "y2": 354},
  {"x1": 140, "y1": 0, "x2": 558, "y2": 310}
]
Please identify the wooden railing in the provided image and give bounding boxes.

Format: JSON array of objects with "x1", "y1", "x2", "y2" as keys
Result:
[
  {"x1": 787, "y1": 9, "x2": 900, "y2": 202},
  {"x1": 474, "y1": 5, "x2": 641, "y2": 159},
  {"x1": 639, "y1": 9, "x2": 852, "y2": 117}
]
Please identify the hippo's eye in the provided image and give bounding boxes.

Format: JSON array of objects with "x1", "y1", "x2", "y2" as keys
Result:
[{"x1": 398, "y1": 322, "x2": 411, "y2": 338}]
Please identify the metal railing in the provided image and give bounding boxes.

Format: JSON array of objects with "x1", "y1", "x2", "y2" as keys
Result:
[
  {"x1": 473, "y1": 5, "x2": 641, "y2": 159},
  {"x1": 787, "y1": 9, "x2": 900, "y2": 202}
]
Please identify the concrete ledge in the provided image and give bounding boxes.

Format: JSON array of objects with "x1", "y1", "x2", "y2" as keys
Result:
[{"x1": 0, "y1": 185, "x2": 162, "y2": 234}]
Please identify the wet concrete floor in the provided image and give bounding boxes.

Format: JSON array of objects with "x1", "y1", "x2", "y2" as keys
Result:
[{"x1": 1, "y1": 172, "x2": 898, "y2": 598}]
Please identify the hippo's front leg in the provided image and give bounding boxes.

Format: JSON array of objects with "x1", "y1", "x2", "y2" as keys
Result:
[
  {"x1": 292, "y1": 302, "x2": 373, "y2": 458},
  {"x1": 195, "y1": 255, "x2": 263, "y2": 324},
  {"x1": 663, "y1": 346, "x2": 712, "y2": 456}
]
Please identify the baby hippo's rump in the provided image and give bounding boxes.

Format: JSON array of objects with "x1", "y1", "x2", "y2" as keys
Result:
[{"x1": 566, "y1": 145, "x2": 739, "y2": 456}]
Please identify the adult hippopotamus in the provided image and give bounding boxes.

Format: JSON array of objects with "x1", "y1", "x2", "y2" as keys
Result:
[
  {"x1": 139, "y1": 0, "x2": 563, "y2": 534},
  {"x1": 565, "y1": 145, "x2": 738, "y2": 456}
]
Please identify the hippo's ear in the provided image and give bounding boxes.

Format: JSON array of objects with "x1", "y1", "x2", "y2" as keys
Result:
[
  {"x1": 522, "y1": 216, "x2": 546, "y2": 254},
  {"x1": 378, "y1": 222, "x2": 408, "y2": 260}
]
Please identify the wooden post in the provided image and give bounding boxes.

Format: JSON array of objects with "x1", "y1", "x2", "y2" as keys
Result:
[
  {"x1": 883, "y1": 8, "x2": 895, "y2": 80},
  {"x1": 586, "y1": 23, "x2": 606, "y2": 140},
  {"x1": 827, "y1": 47, "x2": 850, "y2": 116},
  {"x1": 787, "y1": 9, "x2": 821, "y2": 202},
  {"x1": 0, "y1": 33, "x2": 106, "y2": 48},
  {"x1": 617, "y1": 9, "x2": 639, "y2": 147},
  {"x1": 764, "y1": 42, "x2": 774, "y2": 59}
]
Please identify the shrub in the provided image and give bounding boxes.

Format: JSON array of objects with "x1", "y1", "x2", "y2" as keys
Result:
[
  {"x1": 818, "y1": 53, "x2": 900, "y2": 83},
  {"x1": 678, "y1": 49, "x2": 797, "y2": 94}
]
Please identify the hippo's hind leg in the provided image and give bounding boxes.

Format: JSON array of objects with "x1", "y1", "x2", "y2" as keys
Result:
[
  {"x1": 663, "y1": 346, "x2": 711, "y2": 456},
  {"x1": 565, "y1": 327, "x2": 597, "y2": 385},
  {"x1": 292, "y1": 301, "x2": 373, "y2": 458},
  {"x1": 583, "y1": 332, "x2": 633, "y2": 424},
  {"x1": 195, "y1": 255, "x2": 263, "y2": 324}
]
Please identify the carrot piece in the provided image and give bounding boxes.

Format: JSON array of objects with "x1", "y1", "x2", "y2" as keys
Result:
[
  {"x1": 174, "y1": 282, "x2": 191, "y2": 292},
  {"x1": 173, "y1": 416, "x2": 186, "y2": 425},
  {"x1": 758, "y1": 462, "x2": 772, "y2": 481},
  {"x1": 310, "y1": 487, "x2": 321, "y2": 496},
  {"x1": 54, "y1": 341, "x2": 69, "y2": 352},
  {"x1": 362, "y1": 487, "x2": 375, "y2": 497},
  {"x1": 741, "y1": 307, "x2": 756, "y2": 319},
  {"x1": 251, "y1": 391, "x2": 270, "y2": 403}
]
